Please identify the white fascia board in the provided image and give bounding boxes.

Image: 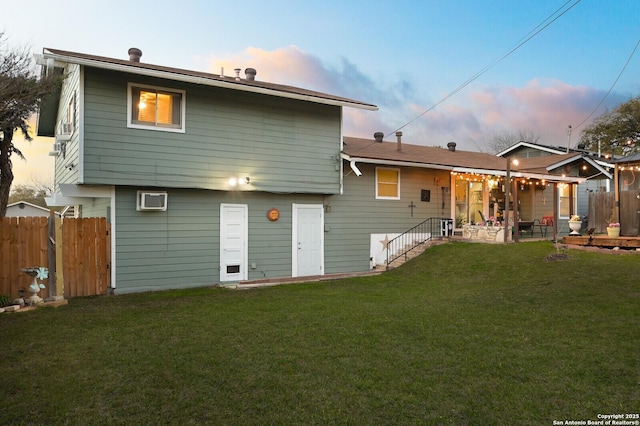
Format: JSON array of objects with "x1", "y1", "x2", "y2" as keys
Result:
[
  {"x1": 546, "y1": 155, "x2": 583, "y2": 170},
  {"x1": 341, "y1": 154, "x2": 454, "y2": 171},
  {"x1": 59, "y1": 183, "x2": 112, "y2": 198},
  {"x1": 546, "y1": 156, "x2": 612, "y2": 179},
  {"x1": 340, "y1": 154, "x2": 584, "y2": 183},
  {"x1": 496, "y1": 142, "x2": 565, "y2": 157},
  {"x1": 45, "y1": 193, "x2": 86, "y2": 207},
  {"x1": 42, "y1": 50, "x2": 378, "y2": 111}
]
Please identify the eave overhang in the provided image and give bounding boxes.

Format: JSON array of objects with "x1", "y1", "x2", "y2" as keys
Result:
[
  {"x1": 341, "y1": 153, "x2": 585, "y2": 183},
  {"x1": 40, "y1": 49, "x2": 378, "y2": 111}
]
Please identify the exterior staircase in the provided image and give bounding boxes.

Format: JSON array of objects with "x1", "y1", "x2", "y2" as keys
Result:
[
  {"x1": 381, "y1": 217, "x2": 453, "y2": 270},
  {"x1": 382, "y1": 237, "x2": 449, "y2": 270}
]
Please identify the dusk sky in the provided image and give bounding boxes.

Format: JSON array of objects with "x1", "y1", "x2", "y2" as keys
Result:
[{"x1": 2, "y1": 0, "x2": 639, "y2": 186}]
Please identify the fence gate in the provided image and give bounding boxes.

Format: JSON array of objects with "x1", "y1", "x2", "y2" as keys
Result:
[
  {"x1": 588, "y1": 191, "x2": 640, "y2": 236},
  {"x1": 0, "y1": 217, "x2": 110, "y2": 299}
]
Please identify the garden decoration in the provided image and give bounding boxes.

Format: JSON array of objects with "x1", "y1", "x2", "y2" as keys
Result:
[
  {"x1": 21, "y1": 267, "x2": 48, "y2": 305},
  {"x1": 568, "y1": 215, "x2": 582, "y2": 236}
]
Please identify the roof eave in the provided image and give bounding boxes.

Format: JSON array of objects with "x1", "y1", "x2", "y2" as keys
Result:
[
  {"x1": 342, "y1": 154, "x2": 584, "y2": 183},
  {"x1": 42, "y1": 49, "x2": 378, "y2": 111}
]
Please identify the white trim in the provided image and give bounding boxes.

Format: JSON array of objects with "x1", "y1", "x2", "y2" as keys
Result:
[
  {"x1": 497, "y1": 141, "x2": 565, "y2": 157},
  {"x1": 110, "y1": 186, "x2": 116, "y2": 289},
  {"x1": 127, "y1": 82, "x2": 186, "y2": 133},
  {"x1": 547, "y1": 156, "x2": 613, "y2": 179},
  {"x1": 342, "y1": 154, "x2": 453, "y2": 171},
  {"x1": 375, "y1": 167, "x2": 401, "y2": 200},
  {"x1": 342, "y1": 154, "x2": 585, "y2": 183},
  {"x1": 78, "y1": 67, "x2": 85, "y2": 183}
]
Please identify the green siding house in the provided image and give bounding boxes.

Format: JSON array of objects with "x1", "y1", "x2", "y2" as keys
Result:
[
  {"x1": 39, "y1": 47, "x2": 377, "y2": 293},
  {"x1": 38, "y1": 48, "x2": 599, "y2": 294}
]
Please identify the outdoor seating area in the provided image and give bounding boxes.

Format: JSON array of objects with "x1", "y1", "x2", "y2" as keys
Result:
[{"x1": 516, "y1": 219, "x2": 552, "y2": 238}]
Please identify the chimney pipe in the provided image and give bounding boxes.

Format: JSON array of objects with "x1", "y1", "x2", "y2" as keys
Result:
[
  {"x1": 245, "y1": 68, "x2": 256, "y2": 81},
  {"x1": 396, "y1": 131, "x2": 403, "y2": 152},
  {"x1": 128, "y1": 48, "x2": 142, "y2": 62},
  {"x1": 447, "y1": 142, "x2": 457, "y2": 152},
  {"x1": 373, "y1": 132, "x2": 384, "y2": 142},
  {"x1": 234, "y1": 68, "x2": 241, "y2": 81}
]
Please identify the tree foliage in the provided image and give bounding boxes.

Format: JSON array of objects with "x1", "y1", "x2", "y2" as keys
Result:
[
  {"x1": 484, "y1": 130, "x2": 541, "y2": 154},
  {"x1": 8, "y1": 180, "x2": 53, "y2": 207},
  {"x1": 0, "y1": 33, "x2": 63, "y2": 216},
  {"x1": 578, "y1": 96, "x2": 640, "y2": 157}
]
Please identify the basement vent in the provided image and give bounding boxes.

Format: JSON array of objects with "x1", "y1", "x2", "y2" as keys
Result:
[{"x1": 137, "y1": 191, "x2": 168, "y2": 211}]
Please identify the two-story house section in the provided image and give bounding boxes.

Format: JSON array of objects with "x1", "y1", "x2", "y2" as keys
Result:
[{"x1": 37, "y1": 47, "x2": 377, "y2": 294}]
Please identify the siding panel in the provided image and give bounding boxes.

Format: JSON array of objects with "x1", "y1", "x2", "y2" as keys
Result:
[
  {"x1": 114, "y1": 187, "x2": 322, "y2": 293},
  {"x1": 82, "y1": 69, "x2": 341, "y2": 194},
  {"x1": 325, "y1": 164, "x2": 452, "y2": 273}
]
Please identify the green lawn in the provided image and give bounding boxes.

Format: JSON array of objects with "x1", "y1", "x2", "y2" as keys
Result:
[{"x1": 1, "y1": 241, "x2": 638, "y2": 425}]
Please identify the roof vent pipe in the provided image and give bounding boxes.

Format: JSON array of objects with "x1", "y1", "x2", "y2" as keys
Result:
[
  {"x1": 373, "y1": 132, "x2": 384, "y2": 142},
  {"x1": 245, "y1": 68, "x2": 256, "y2": 81},
  {"x1": 447, "y1": 142, "x2": 456, "y2": 152},
  {"x1": 234, "y1": 68, "x2": 241, "y2": 81},
  {"x1": 396, "y1": 131, "x2": 403, "y2": 152},
  {"x1": 128, "y1": 48, "x2": 142, "y2": 62}
]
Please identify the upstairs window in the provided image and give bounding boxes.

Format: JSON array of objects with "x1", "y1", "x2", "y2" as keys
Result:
[
  {"x1": 128, "y1": 83, "x2": 185, "y2": 132},
  {"x1": 376, "y1": 167, "x2": 400, "y2": 199}
]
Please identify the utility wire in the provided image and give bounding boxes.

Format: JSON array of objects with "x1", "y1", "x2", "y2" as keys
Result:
[
  {"x1": 573, "y1": 38, "x2": 640, "y2": 132},
  {"x1": 385, "y1": 0, "x2": 582, "y2": 138}
]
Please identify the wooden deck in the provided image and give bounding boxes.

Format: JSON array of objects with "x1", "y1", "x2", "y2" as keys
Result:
[{"x1": 562, "y1": 234, "x2": 640, "y2": 249}]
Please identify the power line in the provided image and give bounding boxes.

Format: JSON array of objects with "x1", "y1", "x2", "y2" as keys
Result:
[
  {"x1": 573, "y1": 38, "x2": 640, "y2": 132},
  {"x1": 386, "y1": 0, "x2": 582, "y2": 138}
]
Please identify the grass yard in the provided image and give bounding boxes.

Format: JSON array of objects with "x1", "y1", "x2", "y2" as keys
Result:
[{"x1": 1, "y1": 241, "x2": 638, "y2": 425}]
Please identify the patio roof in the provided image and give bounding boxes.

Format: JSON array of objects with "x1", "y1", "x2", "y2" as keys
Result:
[{"x1": 342, "y1": 136, "x2": 586, "y2": 183}]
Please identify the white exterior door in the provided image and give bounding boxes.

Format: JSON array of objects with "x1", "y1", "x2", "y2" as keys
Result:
[
  {"x1": 220, "y1": 204, "x2": 248, "y2": 282},
  {"x1": 292, "y1": 204, "x2": 324, "y2": 277}
]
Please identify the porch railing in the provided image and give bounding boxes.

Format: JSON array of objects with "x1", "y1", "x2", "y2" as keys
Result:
[{"x1": 386, "y1": 217, "x2": 453, "y2": 269}]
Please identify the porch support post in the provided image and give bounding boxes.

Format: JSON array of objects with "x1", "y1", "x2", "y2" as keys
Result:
[
  {"x1": 614, "y1": 163, "x2": 620, "y2": 224},
  {"x1": 513, "y1": 178, "x2": 519, "y2": 243},
  {"x1": 553, "y1": 183, "x2": 559, "y2": 241},
  {"x1": 504, "y1": 159, "x2": 511, "y2": 243}
]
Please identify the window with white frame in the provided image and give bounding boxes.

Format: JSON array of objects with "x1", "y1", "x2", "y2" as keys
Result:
[
  {"x1": 376, "y1": 167, "x2": 400, "y2": 199},
  {"x1": 558, "y1": 183, "x2": 573, "y2": 219},
  {"x1": 128, "y1": 83, "x2": 185, "y2": 132},
  {"x1": 67, "y1": 91, "x2": 76, "y2": 129}
]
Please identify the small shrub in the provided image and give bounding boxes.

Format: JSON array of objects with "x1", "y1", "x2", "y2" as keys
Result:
[{"x1": 0, "y1": 294, "x2": 11, "y2": 307}]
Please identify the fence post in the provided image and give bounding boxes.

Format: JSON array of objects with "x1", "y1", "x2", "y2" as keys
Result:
[
  {"x1": 47, "y1": 211, "x2": 57, "y2": 298},
  {"x1": 55, "y1": 217, "x2": 65, "y2": 298}
]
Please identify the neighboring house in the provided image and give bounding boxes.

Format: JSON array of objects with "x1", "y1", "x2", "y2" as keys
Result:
[
  {"x1": 5, "y1": 201, "x2": 58, "y2": 218},
  {"x1": 37, "y1": 47, "x2": 377, "y2": 294},
  {"x1": 497, "y1": 141, "x2": 613, "y2": 229}
]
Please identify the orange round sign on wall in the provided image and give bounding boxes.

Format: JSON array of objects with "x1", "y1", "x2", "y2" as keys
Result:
[{"x1": 267, "y1": 208, "x2": 280, "y2": 222}]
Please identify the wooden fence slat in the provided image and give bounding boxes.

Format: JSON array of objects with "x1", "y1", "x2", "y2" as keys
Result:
[{"x1": 1, "y1": 217, "x2": 110, "y2": 299}]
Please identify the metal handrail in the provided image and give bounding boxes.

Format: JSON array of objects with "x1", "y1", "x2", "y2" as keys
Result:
[{"x1": 386, "y1": 217, "x2": 452, "y2": 269}]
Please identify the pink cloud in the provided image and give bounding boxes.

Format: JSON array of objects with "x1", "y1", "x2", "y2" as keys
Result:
[{"x1": 206, "y1": 48, "x2": 625, "y2": 152}]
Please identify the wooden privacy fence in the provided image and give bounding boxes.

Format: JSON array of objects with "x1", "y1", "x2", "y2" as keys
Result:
[
  {"x1": 0, "y1": 216, "x2": 110, "y2": 299},
  {"x1": 588, "y1": 190, "x2": 640, "y2": 235}
]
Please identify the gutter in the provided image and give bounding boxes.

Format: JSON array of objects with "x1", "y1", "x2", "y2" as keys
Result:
[{"x1": 341, "y1": 154, "x2": 584, "y2": 183}]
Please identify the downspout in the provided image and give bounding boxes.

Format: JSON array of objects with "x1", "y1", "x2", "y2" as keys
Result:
[{"x1": 349, "y1": 160, "x2": 362, "y2": 176}]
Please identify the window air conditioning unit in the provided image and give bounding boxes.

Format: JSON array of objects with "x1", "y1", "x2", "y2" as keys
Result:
[
  {"x1": 48, "y1": 141, "x2": 62, "y2": 156},
  {"x1": 61, "y1": 123, "x2": 73, "y2": 134},
  {"x1": 137, "y1": 191, "x2": 168, "y2": 211}
]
